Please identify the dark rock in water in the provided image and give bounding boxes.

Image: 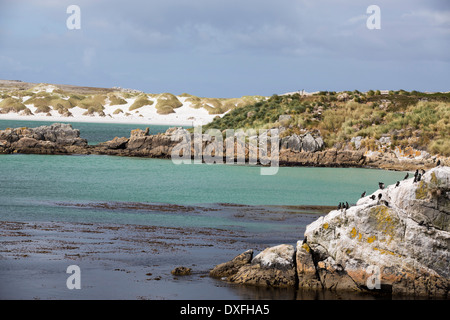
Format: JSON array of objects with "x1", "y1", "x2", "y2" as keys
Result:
[
  {"x1": 97, "y1": 136, "x2": 129, "y2": 150},
  {"x1": 209, "y1": 249, "x2": 253, "y2": 278},
  {"x1": 171, "y1": 266, "x2": 192, "y2": 276},
  {"x1": 0, "y1": 123, "x2": 87, "y2": 154},
  {"x1": 211, "y1": 244, "x2": 297, "y2": 288},
  {"x1": 32, "y1": 123, "x2": 87, "y2": 146}
]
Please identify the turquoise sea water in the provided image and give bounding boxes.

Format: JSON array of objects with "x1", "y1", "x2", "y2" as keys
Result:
[
  {"x1": 0, "y1": 119, "x2": 173, "y2": 144},
  {"x1": 0, "y1": 119, "x2": 408, "y2": 300},
  {"x1": 0, "y1": 119, "x2": 406, "y2": 226}
]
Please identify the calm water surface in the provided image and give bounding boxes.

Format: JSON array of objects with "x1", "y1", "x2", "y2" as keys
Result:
[{"x1": 0, "y1": 120, "x2": 407, "y2": 300}]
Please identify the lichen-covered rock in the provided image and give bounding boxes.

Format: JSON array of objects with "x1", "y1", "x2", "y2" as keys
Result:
[
  {"x1": 209, "y1": 249, "x2": 253, "y2": 278},
  {"x1": 0, "y1": 123, "x2": 87, "y2": 154},
  {"x1": 300, "y1": 166, "x2": 450, "y2": 297},
  {"x1": 225, "y1": 244, "x2": 296, "y2": 287},
  {"x1": 171, "y1": 266, "x2": 192, "y2": 276}
]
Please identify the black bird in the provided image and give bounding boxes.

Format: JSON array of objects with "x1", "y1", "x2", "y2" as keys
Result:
[
  {"x1": 404, "y1": 172, "x2": 409, "y2": 180},
  {"x1": 378, "y1": 182, "x2": 385, "y2": 190},
  {"x1": 345, "y1": 202, "x2": 349, "y2": 210},
  {"x1": 395, "y1": 181, "x2": 400, "y2": 188},
  {"x1": 378, "y1": 193, "x2": 382, "y2": 200},
  {"x1": 436, "y1": 159, "x2": 441, "y2": 167},
  {"x1": 414, "y1": 169, "x2": 419, "y2": 179},
  {"x1": 417, "y1": 173, "x2": 422, "y2": 182},
  {"x1": 361, "y1": 191, "x2": 366, "y2": 198},
  {"x1": 381, "y1": 200, "x2": 389, "y2": 207},
  {"x1": 338, "y1": 202, "x2": 342, "y2": 210},
  {"x1": 413, "y1": 175, "x2": 418, "y2": 183},
  {"x1": 370, "y1": 195, "x2": 376, "y2": 200}
]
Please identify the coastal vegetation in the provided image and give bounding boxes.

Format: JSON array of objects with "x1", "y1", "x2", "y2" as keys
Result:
[
  {"x1": 204, "y1": 90, "x2": 450, "y2": 156},
  {"x1": 155, "y1": 93, "x2": 183, "y2": 114},
  {"x1": 0, "y1": 81, "x2": 448, "y2": 157},
  {"x1": 129, "y1": 94, "x2": 153, "y2": 111}
]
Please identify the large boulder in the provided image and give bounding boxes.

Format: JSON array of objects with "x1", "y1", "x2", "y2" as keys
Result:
[
  {"x1": 0, "y1": 123, "x2": 87, "y2": 154},
  {"x1": 32, "y1": 123, "x2": 87, "y2": 146},
  {"x1": 209, "y1": 249, "x2": 253, "y2": 278},
  {"x1": 211, "y1": 244, "x2": 297, "y2": 288},
  {"x1": 300, "y1": 166, "x2": 450, "y2": 297}
]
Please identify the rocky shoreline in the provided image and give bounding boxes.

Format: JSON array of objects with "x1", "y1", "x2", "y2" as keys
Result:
[
  {"x1": 210, "y1": 166, "x2": 450, "y2": 298},
  {"x1": 1, "y1": 123, "x2": 448, "y2": 298},
  {"x1": 0, "y1": 123, "x2": 447, "y2": 171}
]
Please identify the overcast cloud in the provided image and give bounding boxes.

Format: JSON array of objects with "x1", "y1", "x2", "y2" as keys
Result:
[{"x1": 0, "y1": 0, "x2": 448, "y2": 96}]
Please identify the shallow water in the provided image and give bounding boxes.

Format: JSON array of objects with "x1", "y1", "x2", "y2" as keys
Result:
[
  {"x1": 0, "y1": 119, "x2": 173, "y2": 144},
  {"x1": 0, "y1": 120, "x2": 407, "y2": 300}
]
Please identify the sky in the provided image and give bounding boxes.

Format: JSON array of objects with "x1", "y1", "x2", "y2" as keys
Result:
[{"x1": 0, "y1": 0, "x2": 449, "y2": 97}]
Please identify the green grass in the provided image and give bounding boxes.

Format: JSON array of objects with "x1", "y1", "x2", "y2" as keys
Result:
[
  {"x1": 155, "y1": 93, "x2": 182, "y2": 115},
  {"x1": 108, "y1": 93, "x2": 128, "y2": 106},
  {"x1": 0, "y1": 97, "x2": 27, "y2": 113},
  {"x1": 77, "y1": 95, "x2": 106, "y2": 113},
  {"x1": 129, "y1": 94, "x2": 154, "y2": 111},
  {"x1": 204, "y1": 91, "x2": 450, "y2": 156}
]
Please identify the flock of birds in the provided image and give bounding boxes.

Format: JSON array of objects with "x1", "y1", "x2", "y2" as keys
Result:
[{"x1": 337, "y1": 159, "x2": 442, "y2": 214}]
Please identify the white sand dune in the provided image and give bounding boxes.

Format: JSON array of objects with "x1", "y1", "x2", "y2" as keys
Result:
[{"x1": 0, "y1": 86, "x2": 225, "y2": 126}]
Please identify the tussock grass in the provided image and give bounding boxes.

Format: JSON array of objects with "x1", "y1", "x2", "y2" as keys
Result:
[
  {"x1": 108, "y1": 93, "x2": 128, "y2": 106},
  {"x1": 0, "y1": 97, "x2": 27, "y2": 113},
  {"x1": 129, "y1": 94, "x2": 153, "y2": 111},
  {"x1": 78, "y1": 95, "x2": 107, "y2": 113},
  {"x1": 155, "y1": 93, "x2": 182, "y2": 115},
  {"x1": 204, "y1": 91, "x2": 450, "y2": 156}
]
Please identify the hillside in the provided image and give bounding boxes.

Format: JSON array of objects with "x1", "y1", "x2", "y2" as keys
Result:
[
  {"x1": 204, "y1": 90, "x2": 450, "y2": 157},
  {"x1": 0, "y1": 80, "x2": 264, "y2": 125},
  {"x1": 1, "y1": 80, "x2": 449, "y2": 157}
]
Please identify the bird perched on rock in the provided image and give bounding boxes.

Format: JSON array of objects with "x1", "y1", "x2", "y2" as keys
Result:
[
  {"x1": 404, "y1": 172, "x2": 409, "y2": 180},
  {"x1": 338, "y1": 202, "x2": 342, "y2": 211},
  {"x1": 414, "y1": 169, "x2": 419, "y2": 179},
  {"x1": 361, "y1": 191, "x2": 366, "y2": 198},
  {"x1": 417, "y1": 173, "x2": 422, "y2": 182},
  {"x1": 381, "y1": 200, "x2": 389, "y2": 207},
  {"x1": 378, "y1": 193, "x2": 382, "y2": 201},
  {"x1": 370, "y1": 195, "x2": 376, "y2": 200},
  {"x1": 345, "y1": 202, "x2": 349, "y2": 210},
  {"x1": 379, "y1": 182, "x2": 385, "y2": 190},
  {"x1": 395, "y1": 181, "x2": 400, "y2": 188},
  {"x1": 436, "y1": 159, "x2": 441, "y2": 167}
]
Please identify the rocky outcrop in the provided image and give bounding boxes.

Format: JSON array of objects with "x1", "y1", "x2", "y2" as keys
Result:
[
  {"x1": 210, "y1": 167, "x2": 450, "y2": 298},
  {"x1": 280, "y1": 133, "x2": 324, "y2": 153},
  {"x1": 299, "y1": 166, "x2": 450, "y2": 297},
  {"x1": 210, "y1": 249, "x2": 253, "y2": 278},
  {"x1": 0, "y1": 123, "x2": 87, "y2": 154},
  {"x1": 0, "y1": 124, "x2": 447, "y2": 170},
  {"x1": 211, "y1": 245, "x2": 297, "y2": 288}
]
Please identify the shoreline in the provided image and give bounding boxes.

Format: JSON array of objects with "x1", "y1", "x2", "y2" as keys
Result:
[
  {"x1": 0, "y1": 114, "x2": 196, "y2": 127},
  {"x1": 0, "y1": 121, "x2": 446, "y2": 172}
]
